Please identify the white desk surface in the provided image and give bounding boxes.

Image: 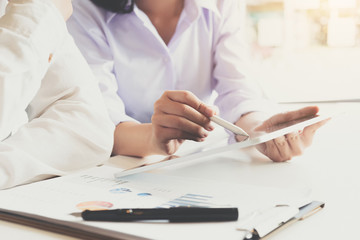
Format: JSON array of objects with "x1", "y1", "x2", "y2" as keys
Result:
[{"x1": 1, "y1": 102, "x2": 358, "y2": 240}]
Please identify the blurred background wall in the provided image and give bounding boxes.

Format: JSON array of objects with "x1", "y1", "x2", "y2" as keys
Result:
[{"x1": 244, "y1": 0, "x2": 360, "y2": 102}]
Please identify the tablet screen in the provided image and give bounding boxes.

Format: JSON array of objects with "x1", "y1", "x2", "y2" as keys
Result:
[
  {"x1": 114, "y1": 113, "x2": 331, "y2": 179},
  {"x1": 246, "y1": 114, "x2": 330, "y2": 146}
]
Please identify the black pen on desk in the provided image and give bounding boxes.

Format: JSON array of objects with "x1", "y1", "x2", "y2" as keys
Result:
[{"x1": 81, "y1": 207, "x2": 238, "y2": 222}]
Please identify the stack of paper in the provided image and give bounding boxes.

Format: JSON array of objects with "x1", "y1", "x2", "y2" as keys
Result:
[{"x1": 0, "y1": 165, "x2": 310, "y2": 240}]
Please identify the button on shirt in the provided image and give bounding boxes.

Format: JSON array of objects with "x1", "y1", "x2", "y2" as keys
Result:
[
  {"x1": 68, "y1": 0, "x2": 275, "y2": 126},
  {"x1": 0, "y1": 0, "x2": 114, "y2": 189}
]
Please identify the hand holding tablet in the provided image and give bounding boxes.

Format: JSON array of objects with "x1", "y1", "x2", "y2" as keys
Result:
[
  {"x1": 114, "y1": 109, "x2": 333, "y2": 179},
  {"x1": 251, "y1": 106, "x2": 332, "y2": 162}
]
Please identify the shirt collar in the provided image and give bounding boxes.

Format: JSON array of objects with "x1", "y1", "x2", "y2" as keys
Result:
[
  {"x1": 105, "y1": 0, "x2": 221, "y2": 24},
  {"x1": 105, "y1": 11, "x2": 117, "y2": 24},
  {"x1": 173, "y1": 0, "x2": 221, "y2": 25},
  {"x1": 193, "y1": 0, "x2": 221, "y2": 18}
]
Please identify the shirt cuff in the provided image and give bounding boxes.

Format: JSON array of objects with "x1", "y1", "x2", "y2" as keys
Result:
[
  {"x1": 220, "y1": 99, "x2": 281, "y2": 144},
  {"x1": 110, "y1": 111, "x2": 140, "y2": 126},
  {"x1": 221, "y1": 99, "x2": 279, "y2": 124}
]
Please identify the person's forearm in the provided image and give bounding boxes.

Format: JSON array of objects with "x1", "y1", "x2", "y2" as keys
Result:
[
  {"x1": 0, "y1": 0, "x2": 67, "y2": 140},
  {"x1": 0, "y1": 31, "x2": 115, "y2": 190},
  {"x1": 113, "y1": 122, "x2": 160, "y2": 157}
]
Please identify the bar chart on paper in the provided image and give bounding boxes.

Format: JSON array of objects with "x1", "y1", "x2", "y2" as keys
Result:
[
  {"x1": 160, "y1": 193, "x2": 228, "y2": 208},
  {"x1": 0, "y1": 165, "x2": 311, "y2": 240}
]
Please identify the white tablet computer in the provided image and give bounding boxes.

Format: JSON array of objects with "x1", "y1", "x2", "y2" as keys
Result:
[{"x1": 114, "y1": 114, "x2": 331, "y2": 179}]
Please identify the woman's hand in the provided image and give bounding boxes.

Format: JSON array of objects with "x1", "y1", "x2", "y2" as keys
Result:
[
  {"x1": 150, "y1": 90, "x2": 216, "y2": 155},
  {"x1": 236, "y1": 106, "x2": 329, "y2": 162}
]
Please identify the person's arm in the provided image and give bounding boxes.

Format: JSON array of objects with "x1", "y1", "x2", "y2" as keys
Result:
[
  {"x1": 67, "y1": 5, "x2": 148, "y2": 156},
  {"x1": 67, "y1": 3, "x2": 133, "y2": 126},
  {"x1": 0, "y1": 0, "x2": 114, "y2": 189},
  {"x1": 0, "y1": 0, "x2": 70, "y2": 141},
  {"x1": 235, "y1": 106, "x2": 328, "y2": 162},
  {"x1": 113, "y1": 91, "x2": 215, "y2": 157},
  {"x1": 67, "y1": 5, "x2": 215, "y2": 157},
  {"x1": 212, "y1": 0, "x2": 327, "y2": 162},
  {"x1": 212, "y1": 1, "x2": 275, "y2": 126}
]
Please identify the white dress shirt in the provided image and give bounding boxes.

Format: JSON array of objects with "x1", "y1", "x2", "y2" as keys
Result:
[
  {"x1": 0, "y1": 0, "x2": 114, "y2": 189},
  {"x1": 67, "y1": 0, "x2": 276, "y2": 126}
]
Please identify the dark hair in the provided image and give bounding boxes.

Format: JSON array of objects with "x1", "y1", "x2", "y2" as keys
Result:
[{"x1": 89, "y1": 0, "x2": 134, "y2": 13}]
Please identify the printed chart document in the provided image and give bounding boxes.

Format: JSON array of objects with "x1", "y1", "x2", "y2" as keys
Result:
[{"x1": 0, "y1": 166, "x2": 311, "y2": 240}]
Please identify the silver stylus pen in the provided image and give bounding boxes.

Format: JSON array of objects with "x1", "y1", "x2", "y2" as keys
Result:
[{"x1": 210, "y1": 115, "x2": 249, "y2": 138}]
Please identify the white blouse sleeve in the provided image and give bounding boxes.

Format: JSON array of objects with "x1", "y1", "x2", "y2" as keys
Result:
[
  {"x1": 0, "y1": 0, "x2": 114, "y2": 189},
  {"x1": 212, "y1": 0, "x2": 278, "y2": 124},
  {"x1": 0, "y1": 0, "x2": 66, "y2": 141},
  {"x1": 67, "y1": 3, "x2": 138, "y2": 125}
]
